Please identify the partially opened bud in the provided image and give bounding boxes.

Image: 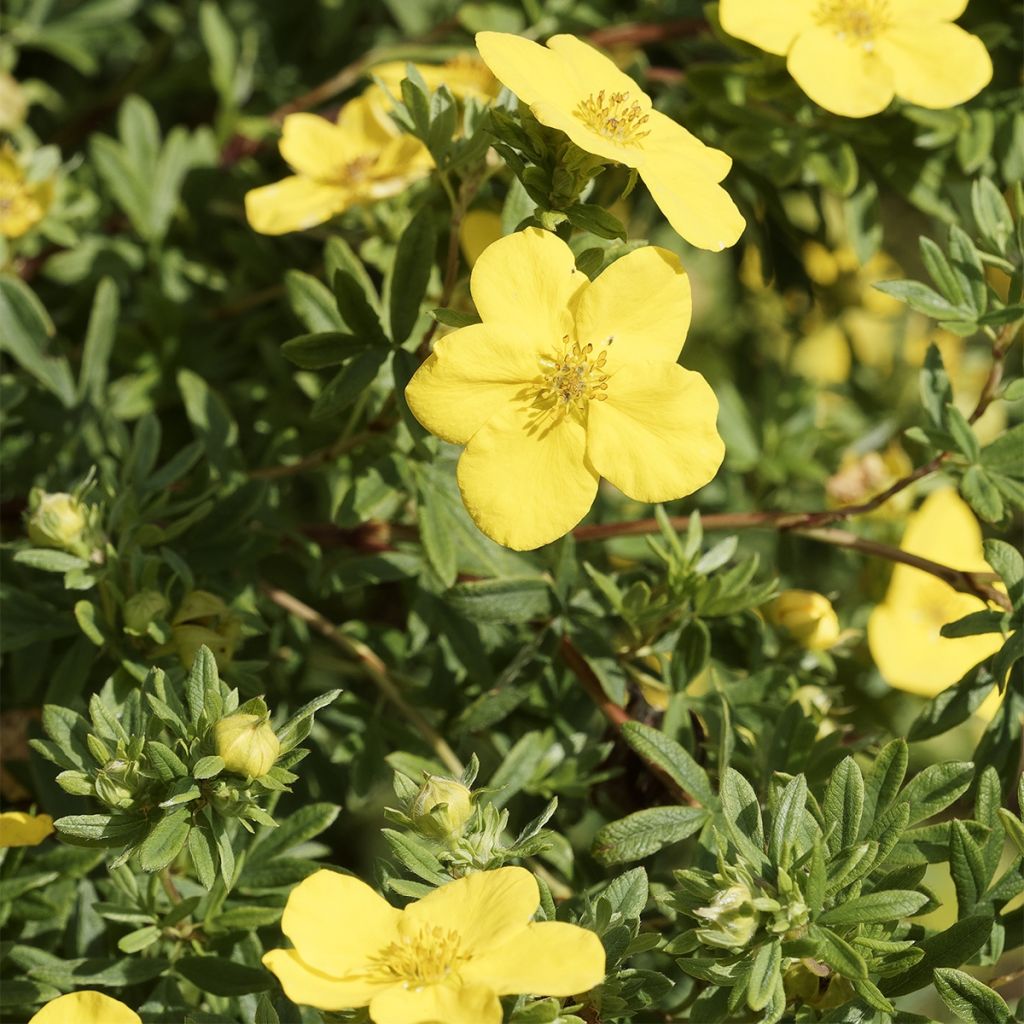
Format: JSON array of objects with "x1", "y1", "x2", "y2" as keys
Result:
[
  {"x1": 215, "y1": 711, "x2": 280, "y2": 778},
  {"x1": 411, "y1": 775, "x2": 474, "y2": 839},
  {"x1": 767, "y1": 590, "x2": 840, "y2": 651},
  {"x1": 26, "y1": 490, "x2": 90, "y2": 555}
]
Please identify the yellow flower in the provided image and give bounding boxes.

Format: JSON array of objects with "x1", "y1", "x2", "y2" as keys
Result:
[
  {"x1": 0, "y1": 73, "x2": 28, "y2": 132},
  {"x1": 475, "y1": 32, "x2": 744, "y2": 251},
  {"x1": 790, "y1": 321, "x2": 852, "y2": 384},
  {"x1": 767, "y1": 590, "x2": 841, "y2": 650},
  {"x1": 868, "y1": 488, "x2": 1003, "y2": 714},
  {"x1": 411, "y1": 775, "x2": 475, "y2": 839},
  {"x1": 214, "y1": 710, "x2": 281, "y2": 778},
  {"x1": 719, "y1": 0, "x2": 992, "y2": 118},
  {"x1": 826, "y1": 442, "x2": 914, "y2": 516},
  {"x1": 245, "y1": 88, "x2": 433, "y2": 236},
  {"x1": 29, "y1": 991, "x2": 140, "y2": 1024},
  {"x1": 0, "y1": 811, "x2": 54, "y2": 848},
  {"x1": 405, "y1": 228, "x2": 725, "y2": 550},
  {"x1": 372, "y1": 55, "x2": 500, "y2": 104},
  {"x1": 459, "y1": 208, "x2": 503, "y2": 266},
  {"x1": 263, "y1": 866, "x2": 605, "y2": 1024},
  {"x1": 0, "y1": 145, "x2": 54, "y2": 238}
]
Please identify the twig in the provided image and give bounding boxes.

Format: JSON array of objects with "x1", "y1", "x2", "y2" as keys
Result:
[{"x1": 259, "y1": 583, "x2": 463, "y2": 775}]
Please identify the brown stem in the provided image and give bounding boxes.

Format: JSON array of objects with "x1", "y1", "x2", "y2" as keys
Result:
[
  {"x1": 259, "y1": 583, "x2": 464, "y2": 775},
  {"x1": 559, "y1": 636, "x2": 697, "y2": 806}
]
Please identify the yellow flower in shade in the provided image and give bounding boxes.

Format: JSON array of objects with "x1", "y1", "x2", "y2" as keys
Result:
[
  {"x1": 372, "y1": 55, "x2": 500, "y2": 104},
  {"x1": 245, "y1": 88, "x2": 433, "y2": 236},
  {"x1": 475, "y1": 32, "x2": 744, "y2": 251},
  {"x1": 0, "y1": 811, "x2": 54, "y2": 848},
  {"x1": 404, "y1": 228, "x2": 725, "y2": 550},
  {"x1": 0, "y1": 73, "x2": 28, "y2": 131},
  {"x1": 459, "y1": 208, "x2": 503, "y2": 266},
  {"x1": 767, "y1": 590, "x2": 841, "y2": 650},
  {"x1": 868, "y1": 488, "x2": 1003, "y2": 715},
  {"x1": 263, "y1": 867, "x2": 605, "y2": 1024},
  {"x1": 0, "y1": 145, "x2": 54, "y2": 239},
  {"x1": 29, "y1": 991, "x2": 140, "y2": 1024},
  {"x1": 719, "y1": 0, "x2": 992, "y2": 118}
]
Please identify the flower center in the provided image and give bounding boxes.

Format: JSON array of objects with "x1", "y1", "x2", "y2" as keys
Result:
[
  {"x1": 537, "y1": 338, "x2": 610, "y2": 409},
  {"x1": 815, "y1": 0, "x2": 890, "y2": 49},
  {"x1": 330, "y1": 154, "x2": 376, "y2": 186},
  {"x1": 574, "y1": 90, "x2": 650, "y2": 146},
  {"x1": 369, "y1": 926, "x2": 467, "y2": 988}
]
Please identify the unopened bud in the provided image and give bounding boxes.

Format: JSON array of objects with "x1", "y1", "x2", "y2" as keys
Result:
[
  {"x1": 695, "y1": 884, "x2": 760, "y2": 950},
  {"x1": 95, "y1": 760, "x2": 137, "y2": 810},
  {"x1": 26, "y1": 490, "x2": 90, "y2": 555},
  {"x1": 123, "y1": 590, "x2": 170, "y2": 635},
  {"x1": 215, "y1": 711, "x2": 280, "y2": 779},
  {"x1": 411, "y1": 776, "x2": 474, "y2": 839},
  {"x1": 767, "y1": 590, "x2": 840, "y2": 651}
]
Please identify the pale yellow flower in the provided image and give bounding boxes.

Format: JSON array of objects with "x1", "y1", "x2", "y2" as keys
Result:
[
  {"x1": 0, "y1": 145, "x2": 53, "y2": 238},
  {"x1": 245, "y1": 88, "x2": 433, "y2": 235},
  {"x1": 459, "y1": 208, "x2": 503, "y2": 266},
  {"x1": 0, "y1": 811, "x2": 54, "y2": 848},
  {"x1": 868, "y1": 488, "x2": 1003, "y2": 716},
  {"x1": 263, "y1": 867, "x2": 605, "y2": 1024},
  {"x1": 214, "y1": 711, "x2": 280, "y2": 778},
  {"x1": 767, "y1": 590, "x2": 841, "y2": 650},
  {"x1": 475, "y1": 32, "x2": 744, "y2": 251},
  {"x1": 0, "y1": 73, "x2": 28, "y2": 131},
  {"x1": 29, "y1": 992, "x2": 140, "y2": 1024},
  {"x1": 405, "y1": 228, "x2": 724, "y2": 550},
  {"x1": 372, "y1": 55, "x2": 500, "y2": 104},
  {"x1": 791, "y1": 322, "x2": 851, "y2": 384},
  {"x1": 719, "y1": 0, "x2": 992, "y2": 118}
]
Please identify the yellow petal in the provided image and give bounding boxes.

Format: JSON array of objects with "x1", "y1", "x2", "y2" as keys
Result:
[
  {"x1": 279, "y1": 114, "x2": 352, "y2": 178},
  {"x1": 262, "y1": 949, "x2": 386, "y2": 1011},
  {"x1": 29, "y1": 992, "x2": 140, "y2": 1024},
  {"x1": 470, "y1": 227, "x2": 585, "y2": 340},
  {"x1": 336, "y1": 88, "x2": 397, "y2": 146},
  {"x1": 718, "y1": 0, "x2": 817, "y2": 55},
  {"x1": 876, "y1": 23, "x2": 992, "y2": 109},
  {"x1": 546, "y1": 34, "x2": 647, "y2": 100},
  {"x1": 474, "y1": 32, "x2": 575, "y2": 108},
  {"x1": 460, "y1": 209, "x2": 504, "y2": 267},
  {"x1": 638, "y1": 160, "x2": 745, "y2": 252},
  {"x1": 867, "y1": 594, "x2": 1001, "y2": 696},
  {"x1": 573, "y1": 247, "x2": 691, "y2": 371},
  {"x1": 886, "y1": 0, "x2": 969, "y2": 21},
  {"x1": 281, "y1": 870, "x2": 402, "y2": 977},
  {"x1": 642, "y1": 109, "x2": 733, "y2": 181},
  {"x1": 404, "y1": 866, "x2": 540, "y2": 956},
  {"x1": 897, "y1": 488, "x2": 993, "y2": 579},
  {"x1": 244, "y1": 176, "x2": 348, "y2": 235},
  {"x1": 405, "y1": 324, "x2": 544, "y2": 445},
  {"x1": 787, "y1": 27, "x2": 895, "y2": 117},
  {"x1": 586, "y1": 362, "x2": 724, "y2": 503},
  {"x1": 791, "y1": 322, "x2": 852, "y2": 384},
  {"x1": 463, "y1": 921, "x2": 606, "y2": 996},
  {"x1": 369, "y1": 982, "x2": 502, "y2": 1024},
  {"x1": 457, "y1": 401, "x2": 599, "y2": 549},
  {"x1": 0, "y1": 811, "x2": 54, "y2": 848},
  {"x1": 369, "y1": 135, "x2": 434, "y2": 189}
]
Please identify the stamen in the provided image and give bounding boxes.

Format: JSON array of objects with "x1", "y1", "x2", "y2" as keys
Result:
[
  {"x1": 814, "y1": 0, "x2": 890, "y2": 47},
  {"x1": 368, "y1": 925, "x2": 467, "y2": 987},
  {"x1": 574, "y1": 90, "x2": 650, "y2": 147},
  {"x1": 537, "y1": 336, "x2": 611, "y2": 410}
]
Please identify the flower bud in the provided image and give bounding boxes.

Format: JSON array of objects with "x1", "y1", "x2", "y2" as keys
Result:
[
  {"x1": 123, "y1": 590, "x2": 170, "y2": 635},
  {"x1": 767, "y1": 590, "x2": 840, "y2": 651},
  {"x1": 95, "y1": 760, "x2": 138, "y2": 810},
  {"x1": 694, "y1": 884, "x2": 760, "y2": 950},
  {"x1": 26, "y1": 490, "x2": 90, "y2": 555},
  {"x1": 410, "y1": 776, "x2": 474, "y2": 839},
  {"x1": 215, "y1": 712, "x2": 280, "y2": 778}
]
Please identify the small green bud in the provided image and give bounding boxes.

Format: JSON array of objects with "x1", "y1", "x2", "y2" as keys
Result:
[
  {"x1": 123, "y1": 590, "x2": 170, "y2": 635},
  {"x1": 26, "y1": 489, "x2": 91, "y2": 555},
  {"x1": 411, "y1": 775, "x2": 474, "y2": 839},
  {"x1": 215, "y1": 711, "x2": 280, "y2": 778},
  {"x1": 694, "y1": 884, "x2": 760, "y2": 950}
]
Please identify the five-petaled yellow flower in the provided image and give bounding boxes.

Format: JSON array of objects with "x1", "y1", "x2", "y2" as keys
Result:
[
  {"x1": 0, "y1": 145, "x2": 54, "y2": 239},
  {"x1": 29, "y1": 991, "x2": 140, "y2": 1024},
  {"x1": 372, "y1": 55, "x2": 500, "y2": 104},
  {"x1": 245, "y1": 88, "x2": 433, "y2": 236},
  {"x1": 405, "y1": 228, "x2": 725, "y2": 550},
  {"x1": 719, "y1": 0, "x2": 992, "y2": 118},
  {"x1": 0, "y1": 811, "x2": 54, "y2": 848},
  {"x1": 263, "y1": 866, "x2": 605, "y2": 1024},
  {"x1": 868, "y1": 488, "x2": 1003, "y2": 716},
  {"x1": 475, "y1": 32, "x2": 745, "y2": 252}
]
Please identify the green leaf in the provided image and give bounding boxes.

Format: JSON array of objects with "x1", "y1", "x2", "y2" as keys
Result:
[
  {"x1": 280, "y1": 332, "x2": 368, "y2": 369},
  {"x1": 187, "y1": 825, "x2": 217, "y2": 890},
  {"x1": 946, "y1": 403, "x2": 980, "y2": 463},
  {"x1": 387, "y1": 208, "x2": 437, "y2": 344},
  {"x1": 971, "y1": 178, "x2": 1013, "y2": 256},
  {"x1": 192, "y1": 755, "x2": 225, "y2": 780},
  {"x1": 919, "y1": 236, "x2": 965, "y2": 306},
  {"x1": 619, "y1": 722, "x2": 714, "y2": 806},
  {"x1": 920, "y1": 344, "x2": 953, "y2": 428},
  {"x1": 818, "y1": 889, "x2": 928, "y2": 927},
  {"x1": 78, "y1": 276, "x2": 119, "y2": 403},
  {"x1": 54, "y1": 813, "x2": 147, "y2": 848},
  {"x1": 382, "y1": 829, "x2": 449, "y2": 883},
  {"x1": 309, "y1": 349, "x2": 388, "y2": 420},
  {"x1": 601, "y1": 867, "x2": 649, "y2": 920},
  {"x1": 445, "y1": 577, "x2": 552, "y2": 624},
  {"x1": 175, "y1": 956, "x2": 272, "y2": 997},
  {"x1": 147, "y1": 740, "x2": 188, "y2": 780},
  {"x1": 961, "y1": 466, "x2": 1004, "y2": 522},
  {"x1": 14, "y1": 549, "x2": 90, "y2": 573},
  {"x1": 747, "y1": 939, "x2": 781, "y2": 1012},
  {"x1": 592, "y1": 806, "x2": 708, "y2": 865},
  {"x1": 768, "y1": 773, "x2": 807, "y2": 868},
  {"x1": 430, "y1": 306, "x2": 480, "y2": 328},
  {"x1": 812, "y1": 925, "x2": 868, "y2": 980},
  {"x1": 947, "y1": 225, "x2": 987, "y2": 316},
  {"x1": 199, "y1": 0, "x2": 237, "y2": 103},
  {"x1": 949, "y1": 820, "x2": 988, "y2": 915},
  {"x1": 823, "y1": 757, "x2": 865, "y2": 854},
  {"x1": 862, "y1": 739, "x2": 908, "y2": 829},
  {"x1": 875, "y1": 280, "x2": 970, "y2": 321},
  {"x1": 185, "y1": 645, "x2": 219, "y2": 725},
  {"x1": 275, "y1": 690, "x2": 342, "y2": 755},
  {"x1": 137, "y1": 807, "x2": 191, "y2": 872},
  {"x1": 720, "y1": 768, "x2": 767, "y2": 867},
  {"x1": 247, "y1": 803, "x2": 340, "y2": 865},
  {"x1": 933, "y1": 968, "x2": 1011, "y2": 1024},
  {"x1": 899, "y1": 760, "x2": 973, "y2": 825},
  {"x1": 332, "y1": 269, "x2": 388, "y2": 345},
  {"x1": 882, "y1": 911, "x2": 994, "y2": 995},
  {"x1": 981, "y1": 425, "x2": 1024, "y2": 478},
  {"x1": 285, "y1": 270, "x2": 343, "y2": 332},
  {"x1": 565, "y1": 202, "x2": 627, "y2": 240}
]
